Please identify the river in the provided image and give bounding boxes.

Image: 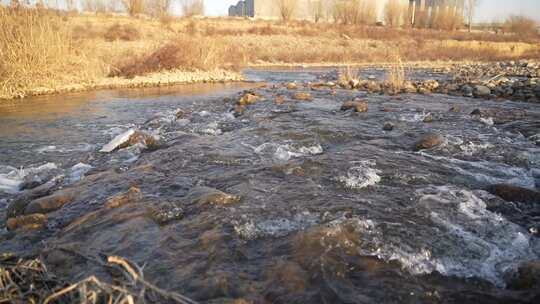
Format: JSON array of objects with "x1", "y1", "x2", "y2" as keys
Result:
[{"x1": 0, "y1": 68, "x2": 539, "y2": 303}]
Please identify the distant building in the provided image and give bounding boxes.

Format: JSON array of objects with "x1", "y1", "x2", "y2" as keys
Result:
[{"x1": 228, "y1": 0, "x2": 465, "y2": 26}]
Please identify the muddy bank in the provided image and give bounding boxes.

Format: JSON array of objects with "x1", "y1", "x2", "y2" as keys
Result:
[{"x1": 1, "y1": 68, "x2": 540, "y2": 303}]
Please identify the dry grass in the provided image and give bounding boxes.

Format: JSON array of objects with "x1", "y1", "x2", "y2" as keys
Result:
[
  {"x1": 104, "y1": 23, "x2": 141, "y2": 41},
  {"x1": 110, "y1": 35, "x2": 245, "y2": 78},
  {"x1": 0, "y1": 7, "x2": 103, "y2": 99},
  {"x1": 1, "y1": 7, "x2": 539, "y2": 100},
  {"x1": 385, "y1": 55, "x2": 405, "y2": 93},
  {"x1": 0, "y1": 255, "x2": 197, "y2": 304}
]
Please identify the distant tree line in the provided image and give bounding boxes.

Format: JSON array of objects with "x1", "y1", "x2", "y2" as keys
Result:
[{"x1": 5, "y1": 0, "x2": 204, "y2": 17}]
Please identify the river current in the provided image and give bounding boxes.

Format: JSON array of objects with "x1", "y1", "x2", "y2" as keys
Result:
[{"x1": 0, "y1": 69, "x2": 539, "y2": 303}]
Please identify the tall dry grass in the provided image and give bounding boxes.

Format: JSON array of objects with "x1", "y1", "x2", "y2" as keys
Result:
[
  {"x1": 385, "y1": 55, "x2": 405, "y2": 93},
  {"x1": 0, "y1": 7, "x2": 103, "y2": 99}
]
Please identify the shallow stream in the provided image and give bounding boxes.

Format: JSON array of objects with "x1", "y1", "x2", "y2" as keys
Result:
[{"x1": 1, "y1": 68, "x2": 540, "y2": 303}]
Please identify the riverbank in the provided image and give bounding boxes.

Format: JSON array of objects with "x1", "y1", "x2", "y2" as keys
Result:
[
  {"x1": 2, "y1": 69, "x2": 244, "y2": 100},
  {"x1": 2, "y1": 9, "x2": 539, "y2": 101}
]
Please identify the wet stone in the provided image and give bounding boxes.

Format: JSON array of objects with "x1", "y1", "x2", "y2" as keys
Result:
[
  {"x1": 473, "y1": 85, "x2": 491, "y2": 97},
  {"x1": 238, "y1": 92, "x2": 260, "y2": 106},
  {"x1": 449, "y1": 105, "x2": 460, "y2": 112},
  {"x1": 422, "y1": 114, "x2": 434, "y2": 123},
  {"x1": 414, "y1": 133, "x2": 445, "y2": 151},
  {"x1": 7, "y1": 214, "x2": 47, "y2": 231},
  {"x1": 286, "y1": 82, "x2": 298, "y2": 90},
  {"x1": 341, "y1": 100, "x2": 368, "y2": 113},
  {"x1": 104, "y1": 187, "x2": 143, "y2": 209},
  {"x1": 24, "y1": 188, "x2": 77, "y2": 215},
  {"x1": 292, "y1": 92, "x2": 312, "y2": 101},
  {"x1": 274, "y1": 96, "x2": 285, "y2": 105},
  {"x1": 383, "y1": 122, "x2": 394, "y2": 131},
  {"x1": 185, "y1": 186, "x2": 240, "y2": 206},
  {"x1": 148, "y1": 203, "x2": 185, "y2": 225},
  {"x1": 486, "y1": 184, "x2": 540, "y2": 204}
]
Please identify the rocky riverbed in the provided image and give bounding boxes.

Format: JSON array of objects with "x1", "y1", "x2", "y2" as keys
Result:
[
  {"x1": 1, "y1": 68, "x2": 540, "y2": 303},
  {"x1": 323, "y1": 60, "x2": 540, "y2": 103}
]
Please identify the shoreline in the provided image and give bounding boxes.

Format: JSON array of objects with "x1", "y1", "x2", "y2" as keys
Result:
[
  {"x1": 1, "y1": 59, "x2": 537, "y2": 101},
  {"x1": 0, "y1": 69, "x2": 244, "y2": 101}
]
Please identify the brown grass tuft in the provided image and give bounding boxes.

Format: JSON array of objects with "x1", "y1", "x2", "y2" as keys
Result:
[
  {"x1": 110, "y1": 35, "x2": 245, "y2": 78},
  {"x1": 103, "y1": 23, "x2": 141, "y2": 42}
]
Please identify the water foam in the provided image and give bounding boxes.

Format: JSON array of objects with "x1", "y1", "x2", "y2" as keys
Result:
[
  {"x1": 337, "y1": 160, "x2": 381, "y2": 189},
  {"x1": 234, "y1": 211, "x2": 319, "y2": 240},
  {"x1": 0, "y1": 163, "x2": 58, "y2": 194},
  {"x1": 252, "y1": 141, "x2": 324, "y2": 162}
]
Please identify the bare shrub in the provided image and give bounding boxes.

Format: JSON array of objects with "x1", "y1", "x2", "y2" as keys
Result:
[
  {"x1": 181, "y1": 0, "x2": 204, "y2": 17},
  {"x1": 122, "y1": 0, "x2": 145, "y2": 16},
  {"x1": 104, "y1": 23, "x2": 141, "y2": 41},
  {"x1": 504, "y1": 15, "x2": 539, "y2": 37},
  {"x1": 310, "y1": 0, "x2": 325, "y2": 22},
  {"x1": 83, "y1": 0, "x2": 109, "y2": 13},
  {"x1": 110, "y1": 35, "x2": 245, "y2": 78},
  {"x1": 384, "y1": 0, "x2": 405, "y2": 27},
  {"x1": 278, "y1": 0, "x2": 297, "y2": 22},
  {"x1": 331, "y1": 0, "x2": 376, "y2": 25},
  {"x1": 431, "y1": 7, "x2": 463, "y2": 31},
  {"x1": 147, "y1": 0, "x2": 172, "y2": 18}
]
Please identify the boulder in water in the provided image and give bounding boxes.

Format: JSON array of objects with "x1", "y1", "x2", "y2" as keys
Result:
[
  {"x1": 414, "y1": 133, "x2": 444, "y2": 151},
  {"x1": 24, "y1": 188, "x2": 77, "y2": 215},
  {"x1": 286, "y1": 82, "x2": 298, "y2": 90},
  {"x1": 148, "y1": 203, "x2": 184, "y2": 225},
  {"x1": 292, "y1": 92, "x2": 312, "y2": 101},
  {"x1": 105, "y1": 187, "x2": 143, "y2": 209},
  {"x1": 185, "y1": 186, "x2": 240, "y2": 206},
  {"x1": 486, "y1": 184, "x2": 540, "y2": 204},
  {"x1": 383, "y1": 122, "x2": 394, "y2": 131},
  {"x1": 341, "y1": 100, "x2": 368, "y2": 113},
  {"x1": 100, "y1": 129, "x2": 159, "y2": 153},
  {"x1": 100, "y1": 129, "x2": 136, "y2": 153},
  {"x1": 7, "y1": 214, "x2": 47, "y2": 231},
  {"x1": 473, "y1": 85, "x2": 491, "y2": 97},
  {"x1": 238, "y1": 92, "x2": 260, "y2": 106}
]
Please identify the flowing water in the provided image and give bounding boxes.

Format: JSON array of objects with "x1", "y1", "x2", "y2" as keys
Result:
[{"x1": 1, "y1": 69, "x2": 540, "y2": 303}]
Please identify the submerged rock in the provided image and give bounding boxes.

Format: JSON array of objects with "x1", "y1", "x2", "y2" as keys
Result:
[
  {"x1": 414, "y1": 133, "x2": 445, "y2": 151},
  {"x1": 473, "y1": 85, "x2": 491, "y2": 97},
  {"x1": 148, "y1": 203, "x2": 185, "y2": 225},
  {"x1": 286, "y1": 82, "x2": 298, "y2": 90},
  {"x1": 486, "y1": 184, "x2": 540, "y2": 204},
  {"x1": 105, "y1": 187, "x2": 143, "y2": 209},
  {"x1": 383, "y1": 122, "x2": 394, "y2": 131},
  {"x1": 185, "y1": 186, "x2": 240, "y2": 206},
  {"x1": 7, "y1": 214, "x2": 47, "y2": 231},
  {"x1": 238, "y1": 92, "x2": 260, "y2": 106},
  {"x1": 292, "y1": 92, "x2": 313, "y2": 101},
  {"x1": 24, "y1": 188, "x2": 77, "y2": 215},
  {"x1": 341, "y1": 100, "x2": 368, "y2": 113}
]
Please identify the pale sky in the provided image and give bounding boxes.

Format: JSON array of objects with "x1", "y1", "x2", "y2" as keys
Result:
[{"x1": 204, "y1": 0, "x2": 540, "y2": 22}]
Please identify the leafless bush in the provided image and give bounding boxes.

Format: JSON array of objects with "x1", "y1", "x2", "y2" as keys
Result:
[
  {"x1": 431, "y1": 7, "x2": 463, "y2": 31},
  {"x1": 310, "y1": 0, "x2": 325, "y2": 22},
  {"x1": 181, "y1": 0, "x2": 204, "y2": 17},
  {"x1": 504, "y1": 15, "x2": 539, "y2": 37},
  {"x1": 147, "y1": 0, "x2": 171, "y2": 17},
  {"x1": 386, "y1": 55, "x2": 405, "y2": 93},
  {"x1": 278, "y1": 0, "x2": 297, "y2": 21},
  {"x1": 384, "y1": 0, "x2": 405, "y2": 27},
  {"x1": 122, "y1": 0, "x2": 145, "y2": 16},
  {"x1": 331, "y1": 0, "x2": 376, "y2": 25}
]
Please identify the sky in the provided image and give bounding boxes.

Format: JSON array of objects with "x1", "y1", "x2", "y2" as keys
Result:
[{"x1": 204, "y1": 0, "x2": 540, "y2": 23}]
